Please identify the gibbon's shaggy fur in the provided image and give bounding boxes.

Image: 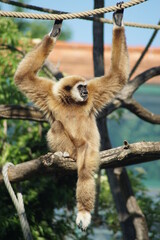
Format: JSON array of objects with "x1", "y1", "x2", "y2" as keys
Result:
[{"x1": 14, "y1": 9, "x2": 129, "y2": 230}]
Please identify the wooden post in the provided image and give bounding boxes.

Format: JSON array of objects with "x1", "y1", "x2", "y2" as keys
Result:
[
  {"x1": 93, "y1": 0, "x2": 104, "y2": 219},
  {"x1": 92, "y1": 0, "x2": 149, "y2": 239}
]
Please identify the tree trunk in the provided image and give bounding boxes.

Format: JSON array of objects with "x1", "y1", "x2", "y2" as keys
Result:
[{"x1": 93, "y1": 0, "x2": 149, "y2": 239}]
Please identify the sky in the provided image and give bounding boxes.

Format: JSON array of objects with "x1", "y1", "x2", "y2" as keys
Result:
[{"x1": 1, "y1": 0, "x2": 160, "y2": 47}]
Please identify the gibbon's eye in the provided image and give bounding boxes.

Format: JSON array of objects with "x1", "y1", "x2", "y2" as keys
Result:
[
  {"x1": 77, "y1": 84, "x2": 83, "y2": 90},
  {"x1": 77, "y1": 84, "x2": 86, "y2": 90},
  {"x1": 64, "y1": 85, "x2": 72, "y2": 91},
  {"x1": 77, "y1": 84, "x2": 87, "y2": 92}
]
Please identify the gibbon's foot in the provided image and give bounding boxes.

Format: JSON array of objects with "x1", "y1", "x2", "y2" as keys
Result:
[
  {"x1": 49, "y1": 19, "x2": 63, "y2": 38},
  {"x1": 63, "y1": 151, "x2": 70, "y2": 158},
  {"x1": 53, "y1": 151, "x2": 70, "y2": 160},
  {"x1": 76, "y1": 211, "x2": 91, "y2": 231},
  {"x1": 113, "y1": 2, "x2": 124, "y2": 27}
]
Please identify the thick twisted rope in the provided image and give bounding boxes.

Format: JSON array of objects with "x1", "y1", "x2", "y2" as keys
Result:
[
  {"x1": 0, "y1": 0, "x2": 160, "y2": 30},
  {"x1": 2, "y1": 163, "x2": 33, "y2": 240},
  {"x1": 0, "y1": 0, "x2": 147, "y2": 20}
]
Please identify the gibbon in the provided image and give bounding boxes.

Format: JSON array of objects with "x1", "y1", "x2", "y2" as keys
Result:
[{"x1": 14, "y1": 6, "x2": 129, "y2": 230}]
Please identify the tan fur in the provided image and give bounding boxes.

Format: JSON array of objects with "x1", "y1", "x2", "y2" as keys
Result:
[{"x1": 14, "y1": 25, "x2": 129, "y2": 228}]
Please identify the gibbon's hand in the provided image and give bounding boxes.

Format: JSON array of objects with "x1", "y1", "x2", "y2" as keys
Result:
[
  {"x1": 113, "y1": 2, "x2": 124, "y2": 27},
  {"x1": 49, "y1": 19, "x2": 63, "y2": 38}
]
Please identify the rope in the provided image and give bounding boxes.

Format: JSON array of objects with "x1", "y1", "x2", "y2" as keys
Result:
[
  {"x1": 0, "y1": 0, "x2": 147, "y2": 20},
  {"x1": 1, "y1": 0, "x2": 160, "y2": 30},
  {"x1": 100, "y1": 18, "x2": 160, "y2": 30},
  {"x1": 2, "y1": 163, "x2": 33, "y2": 240}
]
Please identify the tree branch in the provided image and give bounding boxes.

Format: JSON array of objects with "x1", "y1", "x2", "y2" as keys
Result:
[
  {"x1": 99, "y1": 66, "x2": 160, "y2": 119},
  {"x1": 130, "y1": 66, "x2": 160, "y2": 94},
  {"x1": 0, "y1": 105, "x2": 46, "y2": 122},
  {"x1": 0, "y1": 44, "x2": 25, "y2": 55},
  {"x1": 43, "y1": 60, "x2": 64, "y2": 80},
  {"x1": 122, "y1": 98, "x2": 160, "y2": 124},
  {"x1": 0, "y1": 141, "x2": 160, "y2": 184},
  {"x1": 129, "y1": 20, "x2": 160, "y2": 78}
]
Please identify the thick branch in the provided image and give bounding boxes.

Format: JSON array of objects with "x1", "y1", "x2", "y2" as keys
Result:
[
  {"x1": 100, "y1": 141, "x2": 160, "y2": 168},
  {"x1": 0, "y1": 105, "x2": 46, "y2": 122},
  {"x1": 0, "y1": 141, "x2": 160, "y2": 184}
]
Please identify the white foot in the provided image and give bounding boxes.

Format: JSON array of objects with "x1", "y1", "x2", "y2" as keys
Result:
[
  {"x1": 63, "y1": 151, "x2": 70, "y2": 158},
  {"x1": 76, "y1": 211, "x2": 91, "y2": 231},
  {"x1": 53, "y1": 151, "x2": 69, "y2": 160}
]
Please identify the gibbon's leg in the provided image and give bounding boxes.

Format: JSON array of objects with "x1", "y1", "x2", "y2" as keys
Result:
[
  {"x1": 76, "y1": 145, "x2": 99, "y2": 230},
  {"x1": 47, "y1": 121, "x2": 77, "y2": 160}
]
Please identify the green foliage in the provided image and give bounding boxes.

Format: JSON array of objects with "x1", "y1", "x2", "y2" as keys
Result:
[
  {"x1": 0, "y1": 18, "x2": 88, "y2": 240},
  {"x1": 98, "y1": 169, "x2": 160, "y2": 239},
  {"x1": 98, "y1": 173, "x2": 120, "y2": 234},
  {"x1": 0, "y1": 18, "x2": 19, "y2": 46}
]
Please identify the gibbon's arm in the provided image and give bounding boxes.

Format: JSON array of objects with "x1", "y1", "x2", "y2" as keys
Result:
[
  {"x1": 14, "y1": 20, "x2": 62, "y2": 122},
  {"x1": 88, "y1": 9, "x2": 129, "y2": 112}
]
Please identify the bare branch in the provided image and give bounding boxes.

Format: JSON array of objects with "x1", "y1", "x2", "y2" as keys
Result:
[
  {"x1": 43, "y1": 60, "x2": 64, "y2": 80},
  {"x1": 129, "y1": 20, "x2": 160, "y2": 78},
  {"x1": 122, "y1": 98, "x2": 160, "y2": 124},
  {"x1": 0, "y1": 105, "x2": 46, "y2": 122},
  {"x1": 98, "y1": 82, "x2": 137, "y2": 118},
  {"x1": 0, "y1": 141, "x2": 160, "y2": 184},
  {"x1": 0, "y1": 44, "x2": 25, "y2": 55},
  {"x1": 100, "y1": 141, "x2": 160, "y2": 168},
  {"x1": 99, "y1": 66, "x2": 160, "y2": 118},
  {"x1": 130, "y1": 66, "x2": 160, "y2": 94}
]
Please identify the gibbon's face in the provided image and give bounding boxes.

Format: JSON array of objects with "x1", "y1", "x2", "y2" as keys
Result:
[
  {"x1": 53, "y1": 76, "x2": 88, "y2": 104},
  {"x1": 71, "y1": 82, "x2": 88, "y2": 102}
]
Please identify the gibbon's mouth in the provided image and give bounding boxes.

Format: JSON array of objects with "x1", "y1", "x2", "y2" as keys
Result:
[{"x1": 81, "y1": 93, "x2": 88, "y2": 101}]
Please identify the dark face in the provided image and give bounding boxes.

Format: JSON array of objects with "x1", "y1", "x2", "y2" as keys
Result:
[{"x1": 77, "y1": 84, "x2": 88, "y2": 101}]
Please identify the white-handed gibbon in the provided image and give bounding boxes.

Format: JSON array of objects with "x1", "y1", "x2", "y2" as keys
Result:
[{"x1": 14, "y1": 5, "x2": 129, "y2": 230}]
